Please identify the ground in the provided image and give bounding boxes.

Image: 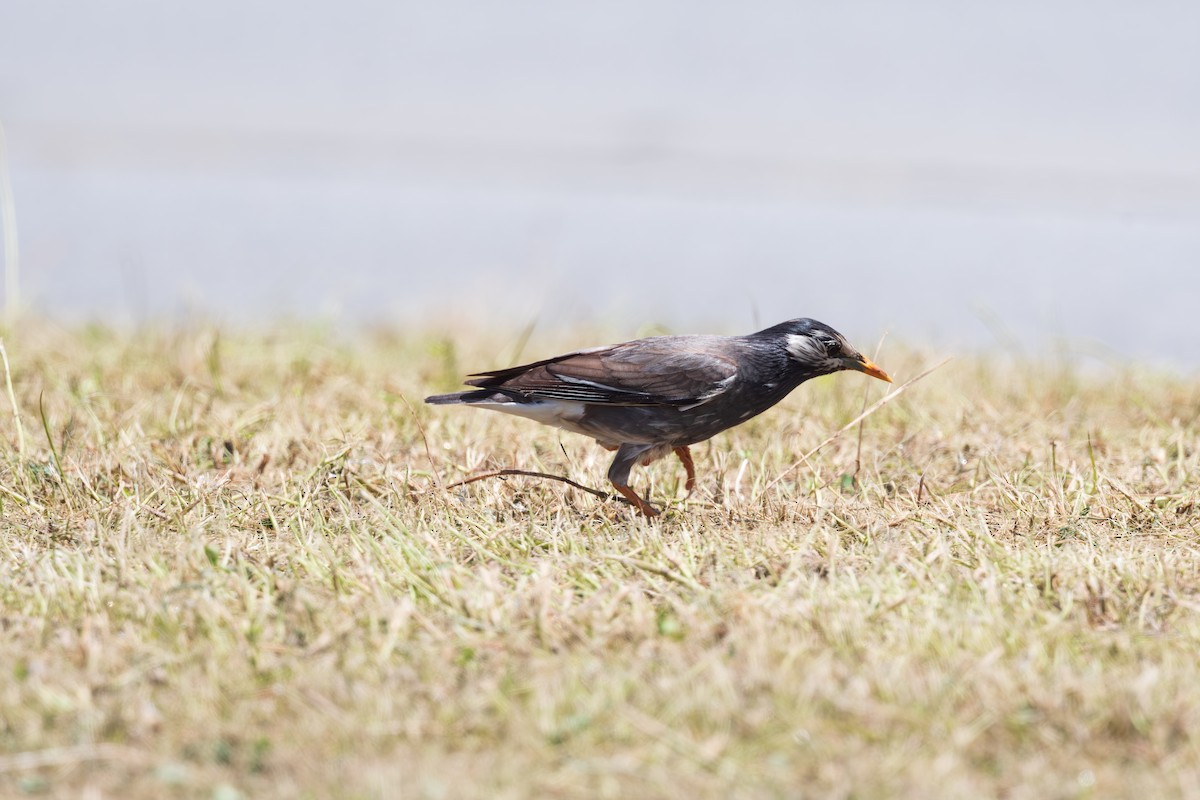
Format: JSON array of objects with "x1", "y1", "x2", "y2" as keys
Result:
[{"x1": 1, "y1": 322, "x2": 1198, "y2": 799}]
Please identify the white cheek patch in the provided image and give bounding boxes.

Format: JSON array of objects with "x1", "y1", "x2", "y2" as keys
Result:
[{"x1": 785, "y1": 334, "x2": 826, "y2": 361}]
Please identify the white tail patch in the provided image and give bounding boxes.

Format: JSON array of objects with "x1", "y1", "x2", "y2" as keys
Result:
[{"x1": 470, "y1": 398, "x2": 587, "y2": 431}]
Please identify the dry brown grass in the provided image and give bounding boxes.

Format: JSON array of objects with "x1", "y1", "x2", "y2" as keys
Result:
[{"x1": 1, "y1": 321, "x2": 1198, "y2": 799}]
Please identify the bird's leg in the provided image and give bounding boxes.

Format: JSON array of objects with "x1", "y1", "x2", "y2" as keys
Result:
[
  {"x1": 608, "y1": 443, "x2": 661, "y2": 517},
  {"x1": 672, "y1": 446, "x2": 695, "y2": 495}
]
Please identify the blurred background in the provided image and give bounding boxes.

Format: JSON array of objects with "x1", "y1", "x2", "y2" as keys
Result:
[{"x1": 1, "y1": 1, "x2": 1198, "y2": 365}]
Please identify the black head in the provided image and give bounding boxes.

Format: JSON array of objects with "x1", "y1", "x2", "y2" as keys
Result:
[{"x1": 754, "y1": 318, "x2": 892, "y2": 382}]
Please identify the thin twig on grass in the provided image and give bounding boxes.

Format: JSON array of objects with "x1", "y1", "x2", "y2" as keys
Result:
[
  {"x1": 758, "y1": 357, "x2": 951, "y2": 498},
  {"x1": 447, "y1": 469, "x2": 630, "y2": 507}
]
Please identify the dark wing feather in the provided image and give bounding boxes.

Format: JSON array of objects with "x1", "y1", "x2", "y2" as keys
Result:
[{"x1": 465, "y1": 337, "x2": 739, "y2": 407}]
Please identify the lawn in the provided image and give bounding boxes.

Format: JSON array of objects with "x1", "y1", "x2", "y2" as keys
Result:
[{"x1": 1, "y1": 322, "x2": 1198, "y2": 798}]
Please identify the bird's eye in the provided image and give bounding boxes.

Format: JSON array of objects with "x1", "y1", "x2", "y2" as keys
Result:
[{"x1": 818, "y1": 336, "x2": 840, "y2": 353}]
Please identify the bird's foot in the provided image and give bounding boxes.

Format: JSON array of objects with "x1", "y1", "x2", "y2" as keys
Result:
[{"x1": 613, "y1": 483, "x2": 661, "y2": 517}]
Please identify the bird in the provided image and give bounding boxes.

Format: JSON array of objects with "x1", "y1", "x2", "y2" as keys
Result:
[{"x1": 425, "y1": 318, "x2": 891, "y2": 516}]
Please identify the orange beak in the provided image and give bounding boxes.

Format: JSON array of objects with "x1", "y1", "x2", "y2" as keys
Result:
[{"x1": 848, "y1": 354, "x2": 892, "y2": 383}]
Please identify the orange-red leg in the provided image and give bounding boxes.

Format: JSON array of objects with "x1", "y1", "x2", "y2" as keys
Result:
[
  {"x1": 613, "y1": 483, "x2": 660, "y2": 517},
  {"x1": 673, "y1": 446, "x2": 695, "y2": 494}
]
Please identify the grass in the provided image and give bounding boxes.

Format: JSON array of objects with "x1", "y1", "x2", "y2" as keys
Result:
[{"x1": 0, "y1": 321, "x2": 1198, "y2": 799}]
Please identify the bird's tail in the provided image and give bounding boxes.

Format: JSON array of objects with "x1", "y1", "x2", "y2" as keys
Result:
[{"x1": 423, "y1": 389, "x2": 498, "y2": 405}]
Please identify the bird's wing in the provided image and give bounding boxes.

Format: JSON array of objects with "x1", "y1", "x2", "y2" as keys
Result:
[{"x1": 465, "y1": 338, "x2": 739, "y2": 407}]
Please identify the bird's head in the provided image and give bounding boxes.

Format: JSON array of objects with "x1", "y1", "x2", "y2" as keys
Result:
[{"x1": 765, "y1": 318, "x2": 892, "y2": 382}]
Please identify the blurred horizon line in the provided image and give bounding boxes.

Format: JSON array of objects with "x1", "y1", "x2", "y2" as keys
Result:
[{"x1": 16, "y1": 119, "x2": 1200, "y2": 223}]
